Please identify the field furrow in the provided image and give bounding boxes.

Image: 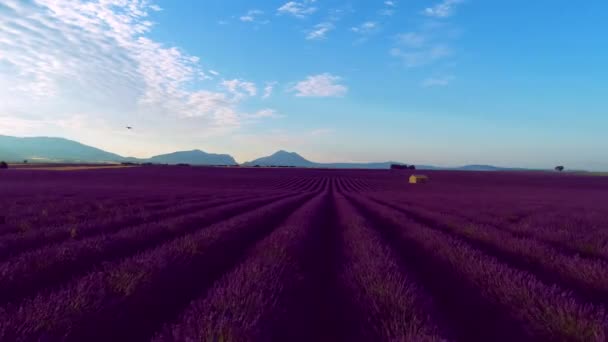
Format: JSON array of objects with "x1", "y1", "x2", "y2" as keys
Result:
[
  {"x1": 389, "y1": 197, "x2": 608, "y2": 261},
  {"x1": 0, "y1": 192, "x2": 296, "y2": 306},
  {"x1": 2, "y1": 167, "x2": 607, "y2": 341},
  {"x1": 334, "y1": 193, "x2": 449, "y2": 341},
  {"x1": 0, "y1": 193, "x2": 312, "y2": 342},
  {"x1": 370, "y1": 197, "x2": 608, "y2": 306},
  {"x1": 348, "y1": 194, "x2": 607, "y2": 342},
  {"x1": 153, "y1": 192, "x2": 331, "y2": 341},
  {"x1": 0, "y1": 192, "x2": 262, "y2": 260}
]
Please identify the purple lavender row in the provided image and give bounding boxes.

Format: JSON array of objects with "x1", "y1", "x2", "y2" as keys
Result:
[
  {"x1": 0, "y1": 193, "x2": 176, "y2": 235},
  {"x1": 0, "y1": 196, "x2": 143, "y2": 235},
  {"x1": 153, "y1": 192, "x2": 329, "y2": 341},
  {"x1": 0, "y1": 192, "x2": 237, "y2": 254},
  {"x1": 348, "y1": 194, "x2": 607, "y2": 341},
  {"x1": 0, "y1": 192, "x2": 296, "y2": 306},
  {"x1": 334, "y1": 194, "x2": 447, "y2": 341},
  {"x1": 0, "y1": 192, "x2": 261, "y2": 261},
  {"x1": 386, "y1": 190, "x2": 608, "y2": 234},
  {"x1": 0, "y1": 192, "x2": 311, "y2": 342},
  {"x1": 3, "y1": 190, "x2": 254, "y2": 235},
  {"x1": 372, "y1": 197, "x2": 608, "y2": 303},
  {"x1": 385, "y1": 195, "x2": 608, "y2": 261}
]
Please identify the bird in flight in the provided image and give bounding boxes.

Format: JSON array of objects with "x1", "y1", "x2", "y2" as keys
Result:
[{"x1": 126, "y1": 126, "x2": 132, "y2": 130}]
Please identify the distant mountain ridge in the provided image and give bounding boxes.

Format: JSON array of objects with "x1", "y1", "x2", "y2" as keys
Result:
[
  {"x1": 0, "y1": 134, "x2": 530, "y2": 170},
  {"x1": 144, "y1": 150, "x2": 236, "y2": 165},
  {"x1": 0, "y1": 135, "x2": 123, "y2": 163},
  {"x1": 242, "y1": 150, "x2": 316, "y2": 167},
  {"x1": 243, "y1": 150, "x2": 523, "y2": 171},
  {"x1": 0, "y1": 135, "x2": 236, "y2": 166},
  {"x1": 242, "y1": 151, "x2": 404, "y2": 169}
]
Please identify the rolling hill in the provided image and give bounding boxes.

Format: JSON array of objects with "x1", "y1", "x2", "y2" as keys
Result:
[
  {"x1": 0, "y1": 135, "x2": 124, "y2": 163},
  {"x1": 0, "y1": 135, "x2": 236, "y2": 166},
  {"x1": 0, "y1": 135, "x2": 533, "y2": 170},
  {"x1": 145, "y1": 150, "x2": 236, "y2": 165}
]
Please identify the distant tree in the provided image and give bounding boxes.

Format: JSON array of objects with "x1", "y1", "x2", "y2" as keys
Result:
[
  {"x1": 0, "y1": 161, "x2": 8, "y2": 169},
  {"x1": 555, "y1": 166, "x2": 565, "y2": 172},
  {"x1": 408, "y1": 165, "x2": 416, "y2": 170},
  {"x1": 390, "y1": 164, "x2": 408, "y2": 170},
  {"x1": 23, "y1": 160, "x2": 28, "y2": 164}
]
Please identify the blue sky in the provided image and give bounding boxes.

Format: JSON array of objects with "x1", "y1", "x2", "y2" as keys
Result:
[{"x1": 1, "y1": 0, "x2": 607, "y2": 170}]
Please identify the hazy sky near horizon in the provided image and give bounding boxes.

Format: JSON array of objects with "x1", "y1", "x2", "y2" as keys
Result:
[{"x1": 1, "y1": 1, "x2": 607, "y2": 170}]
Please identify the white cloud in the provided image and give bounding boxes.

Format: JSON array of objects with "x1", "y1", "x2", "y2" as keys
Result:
[
  {"x1": 246, "y1": 109, "x2": 283, "y2": 119},
  {"x1": 424, "y1": 0, "x2": 464, "y2": 18},
  {"x1": 397, "y1": 32, "x2": 427, "y2": 48},
  {"x1": 351, "y1": 21, "x2": 378, "y2": 34},
  {"x1": 292, "y1": 73, "x2": 347, "y2": 97},
  {"x1": 306, "y1": 22, "x2": 334, "y2": 40},
  {"x1": 379, "y1": 1, "x2": 397, "y2": 16},
  {"x1": 240, "y1": 9, "x2": 262, "y2": 22},
  {"x1": 277, "y1": 1, "x2": 317, "y2": 18},
  {"x1": 390, "y1": 45, "x2": 452, "y2": 67},
  {"x1": 221, "y1": 79, "x2": 258, "y2": 98},
  {"x1": 391, "y1": 21, "x2": 459, "y2": 67},
  {"x1": 422, "y1": 75, "x2": 454, "y2": 87},
  {"x1": 0, "y1": 0, "x2": 277, "y2": 150},
  {"x1": 263, "y1": 82, "x2": 277, "y2": 99},
  {"x1": 239, "y1": 9, "x2": 268, "y2": 24}
]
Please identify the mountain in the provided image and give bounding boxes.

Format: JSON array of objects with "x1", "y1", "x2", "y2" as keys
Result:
[
  {"x1": 0, "y1": 135, "x2": 533, "y2": 170},
  {"x1": 145, "y1": 150, "x2": 236, "y2": 165},
  {"x1": 243, "y1": 150, "x2": 534, "y2": 171},
  {"x1": 0, "y1": 135, "x2": 124, "y2": 163},
  {"x1": 0, "y1": 135, "x2": 236, "y2": 166},
  {"x1": 244, "y1": 151, "x2": 406, "y2": 169},
  {"x1": 243, "y1": 150, "x2": 316, "y2": 167}
]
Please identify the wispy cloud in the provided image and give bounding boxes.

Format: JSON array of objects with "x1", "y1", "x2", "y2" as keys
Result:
[
  {"x1": 351, "y1": 21, "x2": 381, "y2": 44},
  {"x1": 422, "y1": 75, "x2": 454, "y2": 87},
  {"x1": 424, "y1": 0, "x2": 464, "y2": 18},
  {"x1": 391, "y1": 45, "x2": 452, "y2": 67},
  {"x1": 240, "y1": 9, "x2": 268, "y2": 24},
  {"x1": 391, "y1": 12, "x2": 462, "y2": 67},
  {"x1": 306, "y1": 22, "x2": 335, "y2": 40},
  {"x1": 263, "y1": 82, "x2": 277, "y2": 99},
  {"x1": 221, "y1": 79, "x2": 258, "y2": 102},
  {"x1": 292, "y1": 73, "x2": 347, "y2": 97},
  {"x1": 351, "y1": 21, "x2": 379, "y2": 34},
  {"x1": 246, "y1": 109, "x2": 283, "y2": 119},
  {"x1": 380, "y1": 1, "x2": 397, "y2": 16},
  {"x1": 277, "y1": 1, "x2": 317, "y2": 18},
  {"x1": 0, "y1": 0, "x2": 277, "y2": 144},
  {"x1": 397, "y1": 32, "x2": 427, "y2": 48}
]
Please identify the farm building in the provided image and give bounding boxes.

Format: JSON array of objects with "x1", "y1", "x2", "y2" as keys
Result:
[{"x1": 409, "y1": 175, "x2": 429, "y2": 184}]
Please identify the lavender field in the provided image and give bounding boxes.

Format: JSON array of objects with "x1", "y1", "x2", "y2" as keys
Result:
[{"x1": 1, "y1": 166, "x2": 607, "y2": 341}]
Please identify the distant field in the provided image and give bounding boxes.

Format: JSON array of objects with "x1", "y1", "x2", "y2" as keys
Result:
[
  {"x1": 7, "y1": 163, "x2": 135, "y2": 171},
  {"x1": 589, "y1": 172, "x2": 608, "y2": 176},
  {"x1": 1, "y1": 167, "x2": 607, "y2": 341}
]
